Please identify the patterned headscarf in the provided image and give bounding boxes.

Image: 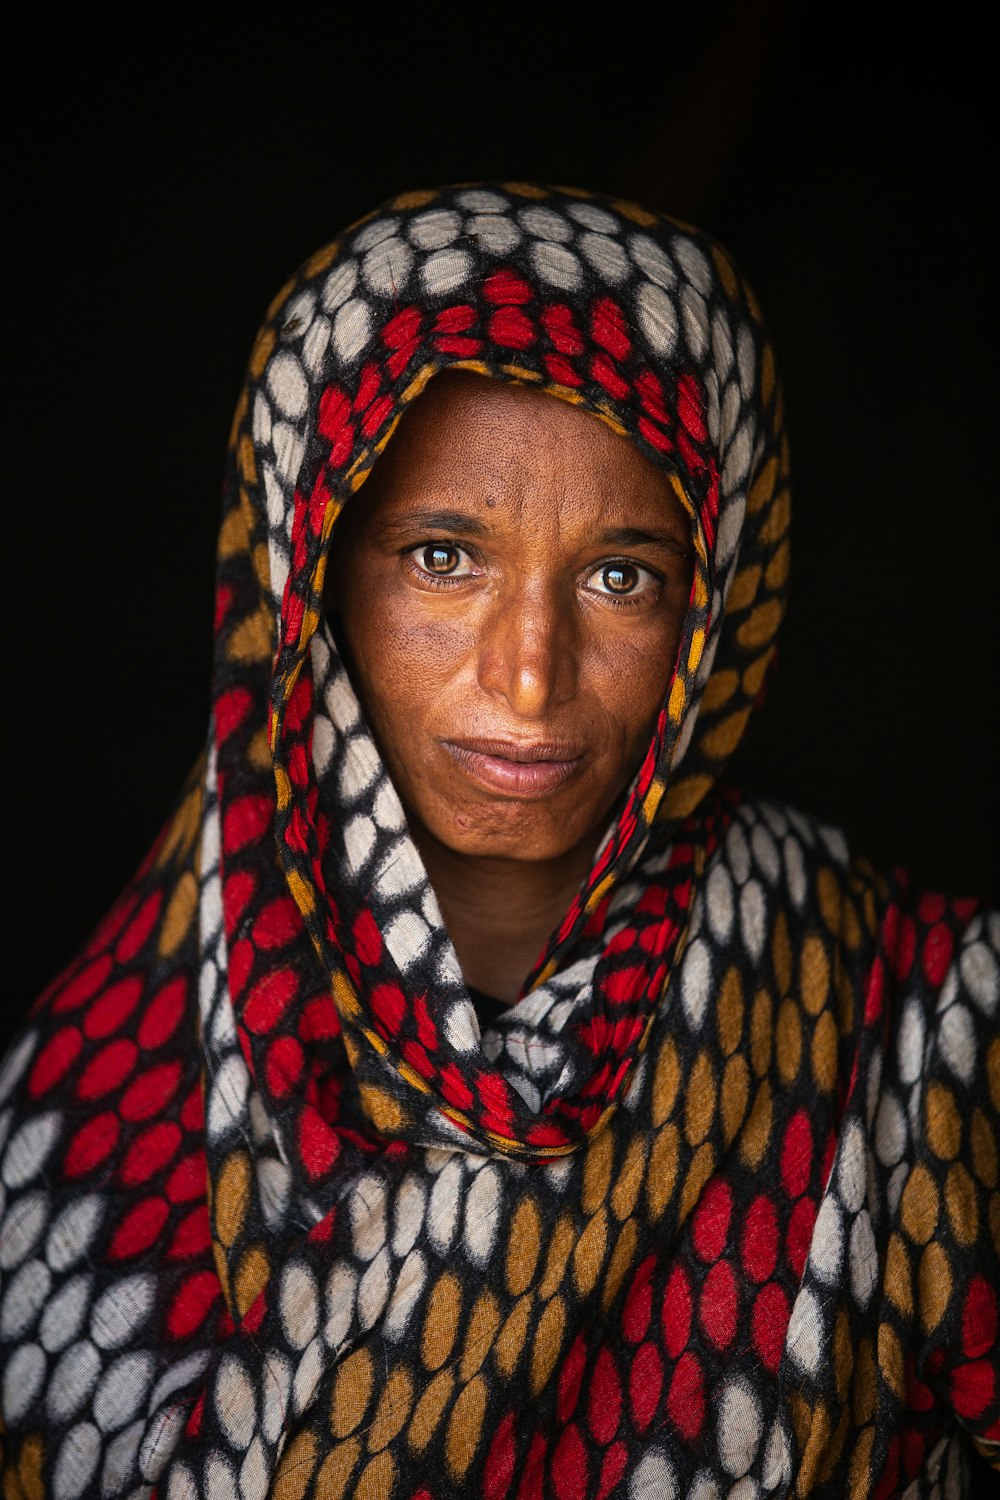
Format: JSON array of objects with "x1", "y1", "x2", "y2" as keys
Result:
[
  {"x1": 220, "y1": 183, "x2": 785, "y2": 1177},
  {"x1": 1, "y1": 185, "x2": 995, "y2": 1500}
]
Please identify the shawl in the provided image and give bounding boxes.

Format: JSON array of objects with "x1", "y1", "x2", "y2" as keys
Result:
[{"x1": 1, "y1": 184, "x2": 997, "y2": 1500}]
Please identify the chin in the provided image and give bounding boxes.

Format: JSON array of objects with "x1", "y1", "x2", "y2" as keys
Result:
[{"x1": 427, "y1": 794, "x2": 605, "y2": 865}]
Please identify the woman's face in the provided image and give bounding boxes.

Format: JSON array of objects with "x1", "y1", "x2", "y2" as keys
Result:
[{"x1": 331, "y1": 371, "x2": 693, "y2": 865}]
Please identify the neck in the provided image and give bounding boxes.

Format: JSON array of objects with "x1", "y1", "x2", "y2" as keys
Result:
[{"x1": 411, "y1": 822, "x2": 601, "y2": 1005}]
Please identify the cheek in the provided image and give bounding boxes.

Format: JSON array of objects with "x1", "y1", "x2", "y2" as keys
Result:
[
  {"x1": 343, "y1": 587, "x2": 476, "y2": 734},
  {"x1": 578, "y1": 615, "x2": 683, "y2": 756}
]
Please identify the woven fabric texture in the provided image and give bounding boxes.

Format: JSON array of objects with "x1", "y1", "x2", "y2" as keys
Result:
[{"x1": 1, "y1": 183, "x2": 997, "y2": 1499}]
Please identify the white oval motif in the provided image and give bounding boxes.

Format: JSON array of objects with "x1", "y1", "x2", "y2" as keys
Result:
[
  {"x1": 718, "y1": 1375, "x2": 762, "y2": 1477},
  {"x1": 91, "y1": 1274, "x2": 155, "y2": 1350},
  {"x1": 874, "y1": 1090, "x2": 908, "y2": 1167},
  {"x1": 681, "y1": 287, "x2": 708, "y2": 361},
  {"x1": 302, "y1": 315, "x2": 331, "y2": 377},
  {"x1": 761, "y1": 1418, "x2": 791, "y2": 1491},
  {"x1": 706, "y1": 863, "x2": 735, "y2": 944},
  {"x1": 202, "y1": 1454, "x2": 237, "y2": 1500},
  {"x1": 323, "y1": 1260, "x2": 357, "y2": 1351},
  {"x1": 93, "y1": 1350, "x2": 155, "y2": 1433},
  {"x1": 2, "y1": 1111, "x2": 60, "y2": 1189},
  {"x1": 147, "y1": 1349, "x2": 210, "y2": 1416},
  {"x1": 809, "y1": 1196, "x2": 844, "y2": 1284},
  {"x1": 0, "y1": 1032, "x2": 38, "y2": 1106},
  {"x1": 420, "y1": 248, "x2": 474, "y2": 298},
  {"x1": 53, "y1": 1421, "x2": 101, "y2": 1500},
  {"x1": 40, "y1": 1272, "x2": 92, "y2": 1352},
  {"x1": 427, "y1": 1157, "x2": 463, "y2": 1251},
  {"x1": 629, "y1": 1447, "x2": 676, "y2": 1499},
  {"x1": 391, "y1": 1174, "x2": 427, "y2": 1258},
  {"x1": 466, "y1": 214, "x2": 522, "y2": 256},
  {"x1": 672, "y1": 237, "x2": 713, "y2": 293},
  {"x1": 138, "y1": 1398, "x2": 189, "y2": 1480},
  {"x1": 292, "y1": 1334, "x2": 324, "y2": 1417},
  {"x1": 279, "y1": 1262, "x2": 319, "y2": 1352},
  {"x1": 350, "y1": 1173, "x2": 388, "y2": 1262},
  {"x1": 530, "y1": 241, "x2": 582, "y2": 291},
  {"x1": 407, "y1": 209, "x2": 461, "y2": 249},
  {"x1": 725, "y1": 821, "x2": 751, "y2": 885},
  {"x1": 239, "y1": 1435, "x2": 270, "y2": 1500},
  {"x1": 519, "y1": 205, "x2": 573, "y2": 241},
  {"x1": 786, "y1": 1286, "x2": 822, "y2": 1374},
  {"x1": 837, "y1": 1120, "x2": 869, "y2": 1213},
  {"x1": 320, "y1": 261, "x2": 358, "y2": 314},
  {"x1": 567, "y1": 202, "x2": 619, "y2": 233},
  {"x1": 680, "y1": 937, "x2": 713, "y2": 1032},
  {"x1": 0, "y1": 1189, "x2": 49, "y2": 1270},
  {"x1": 362, "y1": 236, "x2": 413, "y2": 297},
  {"x1": 260, "y1": 1351, "x2": 292, "y2": 1446},
  {"x1": 783, "y1": 837, "x2": 807, "y2": 909},
  {"x1": 961, "y1": 939, "x2": 998, "y2": 1015},
  {"x1": 635, "y1": 281, "x2": 677, "y2": 358},
  {"x1": 849, "y1": 1209, "x2": 878, "y2": 1307},
  {"x1": 2, "y1": 1339, "x2": 46, "y2": 1423},
  {"x1": 266, "y1": 351, "x2": 308, "y2": 420},
  {"x1": 206, "y1": 1054, "x2": 250, "y2": 1141},
  {"x1": 214, "y1": 1353, "x2": 256, "y2": 1451},
  {"x1": 939, "y1": 1004, "x2": 975, "y2": 1085},
  {"x1": 629, "y1": 233, "x2": 676, "y2": 289},
  {"x1": 383, "y1": 1248, "x2": 427, "y2": 1341},
  {"x1": 357, "y1": 1246, "x2": 392, "y2": 1330},
  {"x1": 751, "y1": 823, "x2": 781, "y2": 886},
  {"x1": 47, "y1": 1338, "x2": 102, "y2": 1423},
  {"x1": 332, "y1": 297, "x2": 372, "y2": 366},
  {"x1": 896, "y1": 1000, "x2": 926, "y2": 1084},
  {"x1": 1, "y1": 1257, "x2": 51, "y2": 1340},
  {"x1": 463, "y1": 1164, "x2": 501, "y2": 1265},
  {"x1": 739, "y1": 880, "x2": 767, "y2": 962},
  {"x1": 353, "y1": 216, "x2": 400, "y2": 251},
  {"x1": 455, "y1": 189, "x2": 509, "y2": 213},
  {"x1": 100, "y1": 1417, "x2": 145, "y2": 1495}
]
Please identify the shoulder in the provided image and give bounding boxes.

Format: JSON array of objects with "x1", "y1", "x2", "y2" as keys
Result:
[
  {"x1": 685, "y1": 792, "x2": 998, "y2": 1065},
  {"x1": 692, "y1": 795, "x2": 886, "y2": 979}
]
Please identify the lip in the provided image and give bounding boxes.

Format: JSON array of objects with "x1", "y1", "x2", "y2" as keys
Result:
[{"x1": 442, "y1": 737, "x2": 585, "y2": 798}]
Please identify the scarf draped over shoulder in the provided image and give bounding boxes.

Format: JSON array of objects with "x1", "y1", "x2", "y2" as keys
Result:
[{"x1": 1, "y1": 184, "x2": 997, "y2": 1499}]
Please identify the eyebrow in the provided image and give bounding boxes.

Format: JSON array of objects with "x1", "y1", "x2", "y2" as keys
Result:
[
  {"x1": 377, "y1": 508, "x2": 492, "y2": 540},
  {"x1": 598, "y1": 526, "x2": 694, "y2": 560},
  {"x1": 376, "y1": 510, "x2": 693, "y2": 559}
]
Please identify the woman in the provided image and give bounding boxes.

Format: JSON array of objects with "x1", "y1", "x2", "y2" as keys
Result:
[{"x1": 0, "y1": 184, "x2": 996, "y2": 1498}]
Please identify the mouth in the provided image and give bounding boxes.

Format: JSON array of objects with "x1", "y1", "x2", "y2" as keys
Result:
[{"x1": 442, "y1": 737, "x2": 585, "y2": 798}]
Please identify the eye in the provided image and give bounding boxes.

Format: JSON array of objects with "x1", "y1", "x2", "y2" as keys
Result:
[
  {"x1": 411, "y1": 542, "x2": 478, "y2": 579},
  {"x1": 585, "y1": 559, "x2": 660, "y2": 598}
]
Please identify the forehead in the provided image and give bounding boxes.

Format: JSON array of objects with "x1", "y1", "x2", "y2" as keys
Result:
[
  {"x1": 389, "y1": 368, "x2": 629, "y2": 441},
  {"x1": 357, "y1": 370, "x2": 680, "y2": 505}
]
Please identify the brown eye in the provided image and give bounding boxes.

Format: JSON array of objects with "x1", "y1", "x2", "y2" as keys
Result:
[
  {"x1": 585, "y1": 559, "x2": 660, "y2": 601},
  {"x1": 422, "y1": 544, "x2": 461, "y2": 574},
  {"x1": 601, "y1": 563, "x2": 639, "y2": 594}
]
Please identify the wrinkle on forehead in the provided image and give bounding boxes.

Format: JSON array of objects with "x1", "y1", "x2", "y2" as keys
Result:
[{"x1": 341, "y1": 368, "x2": 689, "y2": 552}]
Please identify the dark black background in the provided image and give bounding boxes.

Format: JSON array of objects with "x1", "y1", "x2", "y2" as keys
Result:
[{"x1": 7, "y1": 3, "x2": 997, "y2": 1052}]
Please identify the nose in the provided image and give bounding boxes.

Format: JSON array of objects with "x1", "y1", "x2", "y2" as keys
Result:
[{"x1": 477, "y1": 579, "x2": 578, "y2": 719}]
